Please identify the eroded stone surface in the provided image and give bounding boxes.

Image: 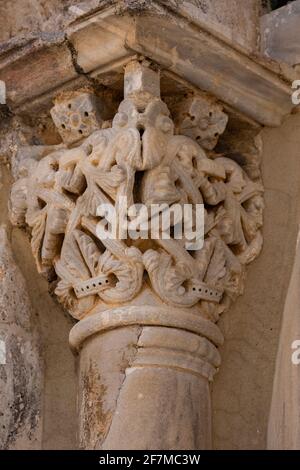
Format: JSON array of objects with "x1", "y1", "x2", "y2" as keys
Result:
[
  {"x1": 79, "y1": 325, "x2": 213, "y2": 450},
  {"x1": 171, "y1": 94, "x2": 228, "y2": 150},
  {"x1": 50, "y1": 91, "x2": 111, "y2": 145},
  {"x1": 0, "y1": 226, "x2": 42, "y2": 449}
]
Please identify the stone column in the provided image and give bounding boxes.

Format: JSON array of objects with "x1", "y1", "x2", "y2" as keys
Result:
[
  {"x1": 9, "y1": 60, "x2": 264, "y2": 449},
  {"x1": 267, "y1": 231, "x2": 300, "y2": 449},
  {"x1": 70, "y1": 306, "x2": 222, "y2": 450}
]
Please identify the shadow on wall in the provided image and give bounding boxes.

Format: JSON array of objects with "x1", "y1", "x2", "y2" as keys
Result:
[
  {"x1": 261, "y1": 0, "x2": 296, "y2": 13},
  {"x1": 270, "y1": 0, "x2": 295, "y2": 10}
]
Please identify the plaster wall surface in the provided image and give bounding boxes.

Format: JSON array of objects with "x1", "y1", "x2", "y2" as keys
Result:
[{"x1": 213, "y1": 112, "x2": 300, "y2": 449}]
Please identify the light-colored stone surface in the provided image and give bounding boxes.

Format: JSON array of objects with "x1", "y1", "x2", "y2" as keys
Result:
[
  {"x1": 50, "y1": 91, "x2": 111, "y2": 145},
  {"x1": 2, "y1": 107, "x2": 295, "y2": 449},
  {"x1": 171, "y1": 94, "x2": 228, "y2": 150},
  {"x1": 129, "y1": 9, "x2": 293, "y2": 127},
  {"x1": 77, "y1": 323, "x2": 217, "y2": 449},
  {"x1": 165, "y1": 0, "x2": 261, "y2": 52},
  {"x1": 212, "y1": 112, "x2": 300, "y2": 449},
  {"x1": 0, "y1": 0, "x2": 261, "y2": 51},
  {"x1": 0, "y1": 162, "x2": 43, "y2": 449},
  {"x1": 0, "y1": 2, "x2": 294, "y2": 126},
  {"x1": 9, "y1": 63, "x2": 264, "y2": 325}
]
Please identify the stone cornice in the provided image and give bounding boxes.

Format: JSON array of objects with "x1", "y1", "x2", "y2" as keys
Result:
[{"x1": 0, "y1": 1, "x2": 295, "y2": 125}]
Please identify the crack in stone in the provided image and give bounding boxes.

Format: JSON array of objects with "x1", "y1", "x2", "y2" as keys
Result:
[
  {"x1": 65, "y1": 35, "x2": 108, "y2": 93},
  {"x1": 99, "y1": 325, "x2": 143, "y2": 448}
]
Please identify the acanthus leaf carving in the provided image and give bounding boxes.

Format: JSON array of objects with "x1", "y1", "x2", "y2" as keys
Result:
[{"x1": 9, "y1": 63, "x2": 264, "y2": 324}]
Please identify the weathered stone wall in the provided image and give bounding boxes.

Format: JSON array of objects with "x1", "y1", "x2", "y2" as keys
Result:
[
  {"x1": 0, "y1": 0, "x2": 78, "y2": 42},
  {"x1": 0, "y1": 166, "x2": 42, "y2": 449},
  {"x1": 0, "y1": 161, "x2": 77, "y2": 449},
  {"x1": 12, "y1": 221, "x2": 78, "y2": 450},
  {"x1": 0, "y1": 0, "x2": 261, "y2": 52}
]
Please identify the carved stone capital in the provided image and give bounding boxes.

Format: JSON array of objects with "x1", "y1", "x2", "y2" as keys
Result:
[
  {"x1": 9, "y1": 60, "x2": 264, "y2": 449},
  {"x1": 9, "y1": 61, "x2": 264, "y2": 321}
]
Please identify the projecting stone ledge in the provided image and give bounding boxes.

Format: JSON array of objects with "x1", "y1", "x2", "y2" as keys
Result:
[{"x1": 0, "y1": 0, "x2": 296, "y2": 127}]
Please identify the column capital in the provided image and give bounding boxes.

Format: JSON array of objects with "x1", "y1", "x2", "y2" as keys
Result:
[{"x1": 9, "y1": 62, "x2": 264, "y2": 331}]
